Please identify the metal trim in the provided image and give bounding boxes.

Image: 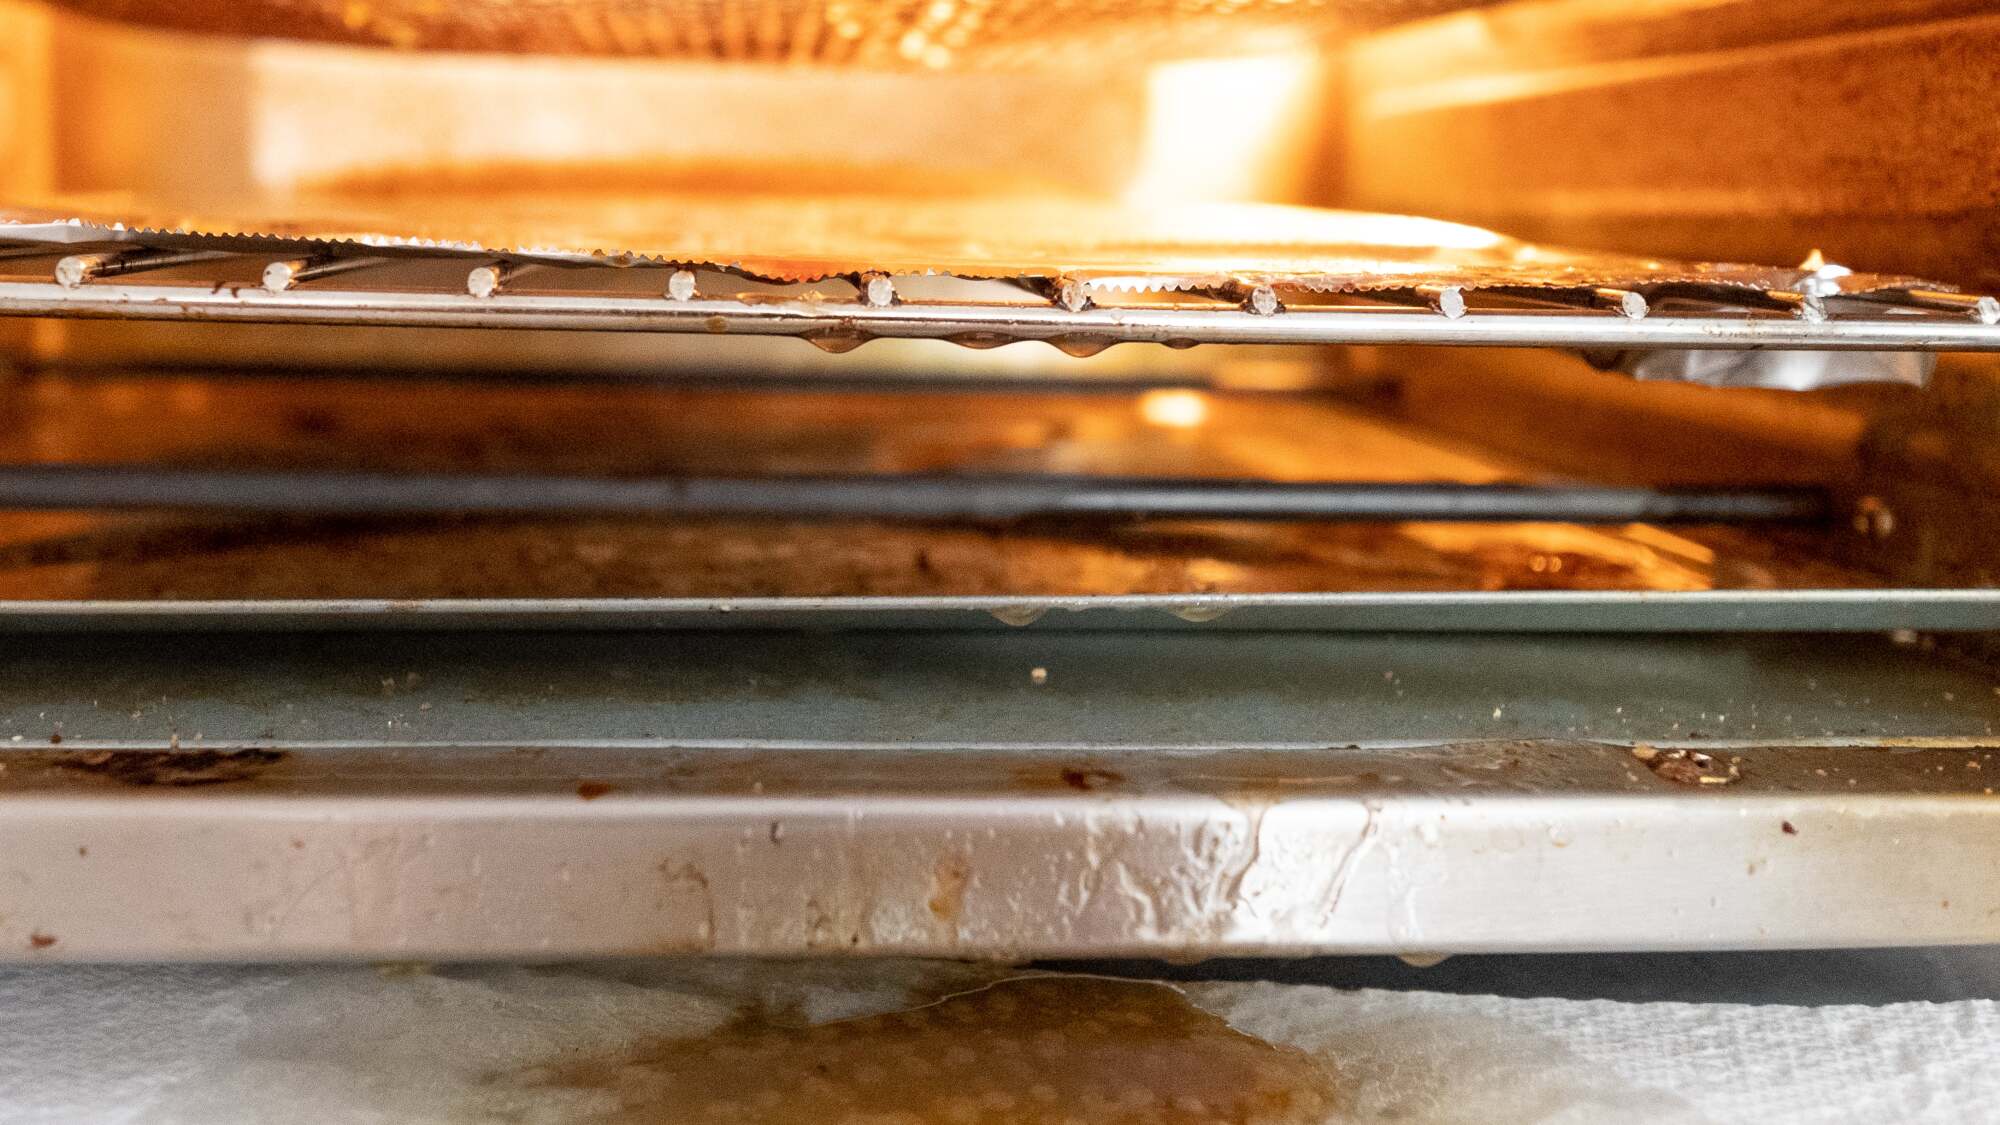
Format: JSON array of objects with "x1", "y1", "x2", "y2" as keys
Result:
[
  {"x1": 3, "y1": 741, "x2": 1996, "y2": 960},
  {"x1": 1, "y1": 589, "x2": 1995, "y2": 632}
]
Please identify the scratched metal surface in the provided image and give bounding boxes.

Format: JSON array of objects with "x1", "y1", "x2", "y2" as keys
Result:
[
  {"x1": 1, "y1": 738, "x2": 1998, "y2": 959},
  {"x1": 1, "y1": 630, "x2": 1996, "y2": 748}
]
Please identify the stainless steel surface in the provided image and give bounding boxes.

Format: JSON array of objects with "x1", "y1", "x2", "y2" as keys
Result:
[
  {"x1": 1, "y1": 630, "x2": 1995, "y2": 960},
  {"x1": 261, "y1": 255, "x2": 387, "y2": 294},
  {"x1": 12, "y1": 630, "x2": 1993, "y2": 759},
  {"x1": 1613, "y1": 347, "x2": 1934, "y2": 390},
  {"x1": 3, "y1": 589, "x2": 1998, "y2": 633},
  {"x1": 1877, "y1": 289, "x2": 2000, "y2": 324},
  {"x1": 51, "y1": 248, "x2": 232, "y2": 289},
  {"x1": 0, "y1": 466, "x2": 1830, "y2": 524},
  {"x1": 8, "y1": 280, "x2": 1996, "y2": 351}
]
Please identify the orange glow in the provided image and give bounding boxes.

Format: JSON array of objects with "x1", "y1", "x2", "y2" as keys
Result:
[
  {"x1": 1139, "y1": 389, "x2": 1210, "y2": 429},
  {"x1": 1125, "y1": 49, "x2": 1326, "y2": 205}
]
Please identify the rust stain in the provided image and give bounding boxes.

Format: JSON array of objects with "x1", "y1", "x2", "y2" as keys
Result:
[
  {"x1": 44, "y1": 749, "x2": 288, "y2": 787},
  {"x1": 27, "y1": 932, "x2": 55, "y2": 949},
  {"x1": 576, "y1": 780, "x2": 616, "y2": 801},
  {"x1": 491, "y1": 976, "x2": 1338, "y2": 1124},
  {"x1": 927, "y1": 855, "x2": 971, "y2": 925}
]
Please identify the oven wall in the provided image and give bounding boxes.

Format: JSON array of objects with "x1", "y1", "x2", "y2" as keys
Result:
[{"x1": 1341, "y1": 0, "x2": 2000, "y2": 291}]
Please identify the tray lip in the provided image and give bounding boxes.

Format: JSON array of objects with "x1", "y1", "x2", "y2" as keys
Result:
[
  {"x1": 5, "y1": 739, "x2": 1999, "y2": 960},
  {"x1": 0, "y1": 588, "x2": 1994, "y2": 631}
]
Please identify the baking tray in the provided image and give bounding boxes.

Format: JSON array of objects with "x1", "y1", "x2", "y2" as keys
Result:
[{"x1": 3, "y1": 628, "x2": 1995, "y2": 959}]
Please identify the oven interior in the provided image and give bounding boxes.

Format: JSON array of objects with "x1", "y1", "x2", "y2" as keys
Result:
[{"x1": 0, "y1": 0, "x2": 1995, "y2": 961}]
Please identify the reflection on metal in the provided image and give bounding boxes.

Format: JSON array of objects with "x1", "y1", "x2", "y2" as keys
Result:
[
  {"x1": 1874, "y1": 289, "x2": 2000, "y2": 325},
  {"x1": 2, "y1": 588, "x2": 1998, "y2": 633},
  {"x1": 1612, "y1": 347, "x2": 1934, "y2": 390}
]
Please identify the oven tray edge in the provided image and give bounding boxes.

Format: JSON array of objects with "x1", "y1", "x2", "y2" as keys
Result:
[{"x1": 2, "y1": 589, "x2": 1995, "y2": 632}]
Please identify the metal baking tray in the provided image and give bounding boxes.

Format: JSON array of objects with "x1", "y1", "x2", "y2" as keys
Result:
[{"x1": 3, "y1": 628, "x2": 1994, "y2": 960}]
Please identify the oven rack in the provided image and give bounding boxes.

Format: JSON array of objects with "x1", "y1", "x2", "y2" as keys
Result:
[{"x1": 2, "y1": 240, "x2": 1998, "y2": 351}]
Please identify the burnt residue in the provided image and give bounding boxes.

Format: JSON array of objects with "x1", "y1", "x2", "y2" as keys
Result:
[
  {"x1": 1061, "y1": 767, "x2": 1123, "y2": 792},
  {"x1": 575, "y1": 780, "x2": 616, "y2": 800},
  {"x1": 44, "y1": 748, "x2": 288, "y2": 787},
  {"x1": 489, "y1": 976, "x2": 1337, "y2": 1124},
  {"x1": 1631, "y1": 745, "x2": 1741, "y2": 787},
  {"x1": 1001, "y1": 764, "x2": 1131, "y2": 793}
]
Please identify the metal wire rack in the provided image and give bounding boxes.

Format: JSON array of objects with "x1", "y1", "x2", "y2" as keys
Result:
[{"x1": 1, "y1": 239, "x2": 1997, "y2": 351}]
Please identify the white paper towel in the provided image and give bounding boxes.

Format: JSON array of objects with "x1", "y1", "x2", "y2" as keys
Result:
[{"x1": 0, "y1": 960, "x2": 1995, "y2": 1124}]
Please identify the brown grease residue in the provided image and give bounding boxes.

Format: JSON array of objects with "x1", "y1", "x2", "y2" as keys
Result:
[
  {"x1": 576, "y1": 780, "x2": 616, "y2": 801},
  {"x1": 45, "y1": 748, "x2": 288, "y2": 787},
  {"x1": 927, "y1": 856, "x2": 971, "y2": 924},
  {"x1": 1059, "y1": 767, "x2": 1123, "y2": 792},
  {"x1": 508, "y1": 976, "x2": 1336, "y2": 1124},
  {"x1": 1011, "y1": 766, "x2": 1126, "y2": 793}
]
